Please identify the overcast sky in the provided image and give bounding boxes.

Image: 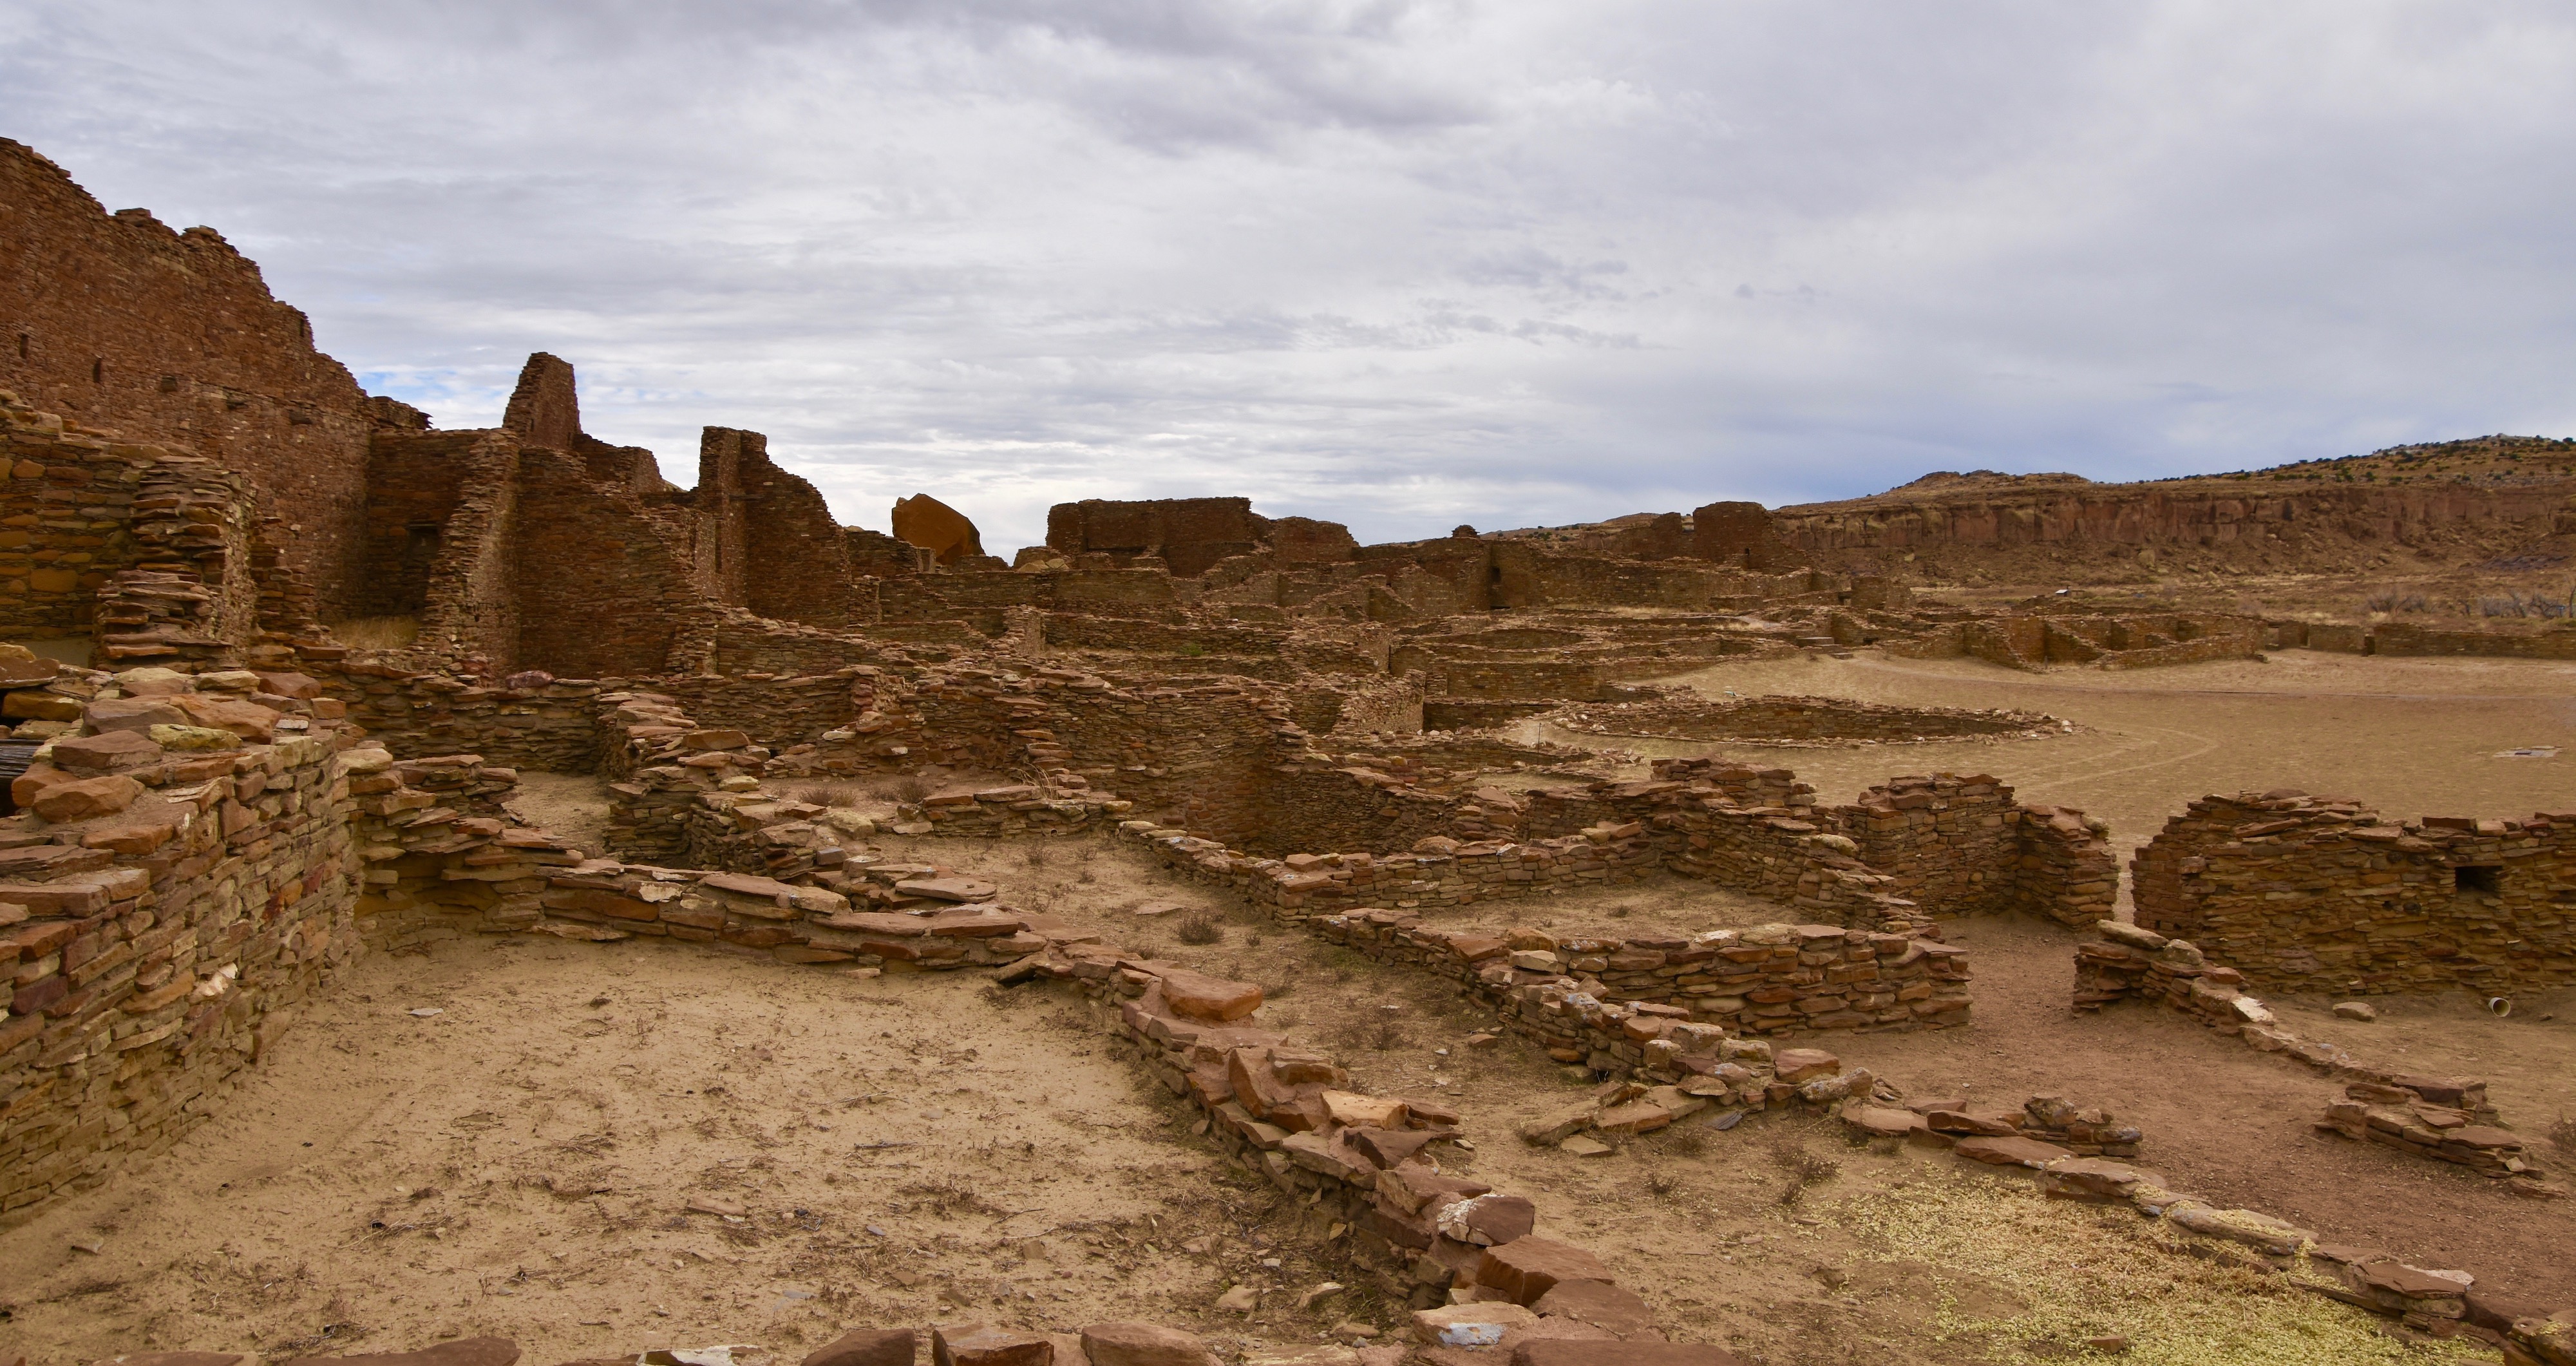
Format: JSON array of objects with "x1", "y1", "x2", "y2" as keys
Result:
[{"x1": 6, "y1": 3, "x2": 2574, "y2": 551}]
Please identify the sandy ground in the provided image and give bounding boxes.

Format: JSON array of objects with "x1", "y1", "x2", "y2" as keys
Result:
[
  {"x1": 0, "y1": 939, "x2": 1380, "y2": 1366},
  {"x1": 855, "y1": 837, "x2": 2542, "y2": 1361}
]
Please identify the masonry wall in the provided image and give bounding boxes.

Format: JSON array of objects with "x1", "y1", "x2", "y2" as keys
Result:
[
  {"x1": 0, "y1": 731, "x2": 359, "y2": 1219},
  {"x1": 0, "y1": 140, "x2": 386, "y2": 621},
  {"x1": 2132, "y1": 793, "x2": 2576, "y2": 994},
  {"x1": 0, "y1": 398, "x2": 153, "y2": 639},
  {"x1": 513, "y1": 446, "x2": 704, "y2": 678},
  {"x1": 370, "y1": 430, "x2": 523, "y2": 668}
]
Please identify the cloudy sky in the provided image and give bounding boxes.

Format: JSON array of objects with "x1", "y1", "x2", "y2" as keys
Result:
[{"x1": 6, "y1": 2, "x2": 2574, "y2": 551}]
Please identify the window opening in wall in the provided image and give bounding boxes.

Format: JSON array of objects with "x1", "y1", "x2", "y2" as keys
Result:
[
  {"x1": 91, "y1": 357, "x2": 104, "y2": 383},
  {"x1": 2454, "y1": 865, "x2": 2502, "y2": 896},
  {"x1": 402, "y1": 522, "x2": 442, "y2": 569},
  {"x1": 15, "y1": 333, "x2": 26, "y2": 359}
]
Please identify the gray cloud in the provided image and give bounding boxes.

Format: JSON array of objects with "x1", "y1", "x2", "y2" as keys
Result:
[{"x1": 5, "y1": 0, "x2": 2574, "y2": 551}]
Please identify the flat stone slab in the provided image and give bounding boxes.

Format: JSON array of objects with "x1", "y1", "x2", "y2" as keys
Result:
[
  {"x1": 1954, "y1": 1135, "x2": 2072, "y2": 1169},
  {"x1": 896, "y1": 877, "x2": 999, "y2": 902}
]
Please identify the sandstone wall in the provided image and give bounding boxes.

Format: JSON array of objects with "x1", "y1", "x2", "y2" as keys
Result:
[
  {"x1": 2131, "y1": 792, "x2": 2576, "y2": 994},
  {"x1": 0, "y1": 141, "x2": 386, "y2": 620},
  {"x1": 516, "y1": 446, "x2": 709, "y2": 676},
  {"x1": 1, "y1": 722, "x2": 359, "y2": 1219}
]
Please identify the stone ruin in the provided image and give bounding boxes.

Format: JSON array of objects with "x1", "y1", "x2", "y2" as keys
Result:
[{"x1": 6, "y1": 135, "x2": 2576, "y2": 1366}]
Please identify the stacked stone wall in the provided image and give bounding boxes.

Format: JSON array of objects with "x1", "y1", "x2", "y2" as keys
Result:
[
  {"x1": 0, "y1": 395, "x2": 273, "y2": 657},
  {"x1": 368, "y1": 430, "x2": 522, "y2": 668},
  {"x1": 1, "y1": 699, "x2": 361, "y2": 1219},
  {"x1": 513, "y1": 446, "x2": 707, "y2": 677},
  {"x1": 1314, "y1": 910, "x2": 1971, "y2": 1038},
  {"x1": 1548, "y1": 694, "x2": 2060, "y2": 745},
  {"x1": 2131, "y1": 792, "x2": 2576, "y2": 994},
  {"x1": 0, "y1": 142, "x2": 383, "y2": 620}
]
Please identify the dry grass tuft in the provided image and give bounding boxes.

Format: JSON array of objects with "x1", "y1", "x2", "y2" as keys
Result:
[
  {"x1": 880, "y1": 773, "x2": 933, "y2": 804},
  {"x1": 2549, "y1": 1114, "x2": 2576, "y2": 1157},
  {"x1": 790, "y1": 783, "x2": 865, "y2": 807},
  {"x1": 1768, "y1": 1135, "x2": 1839, "y2": 1206},
  {"x1": 1176, "y1": 914, "x2": 1224, "y2": 946}
]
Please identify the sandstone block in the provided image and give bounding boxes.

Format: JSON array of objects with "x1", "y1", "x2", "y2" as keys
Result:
[
  {"x1": 255, "y1": 670, "x2": 324, "y2": 699},
  {"x1": 1842, "y1": 1105, "x2": 1927, "y2": 1140},
  {"x1": 32, "y1": 773, "x2": 144, "y2": 821},
  {"x1": 1162, "y1": 969, "x2": 1262, "y2": 1022},
  {"x1": 1953, "y1": 1135, "x2": 2071, "y2": 1169},
  {"x1": 804, "y1": 1327, "x2": 917, "y2": 1366},
  {"x1": 1476, "y1": 1237, "x2": 1610, "y2": 1304},
  {"x1": 1437, "y1": 1192, "x2": 1537, "y2": 1246},
  {"x1": 1531, "y1": 1280, "x2": 1657, "y2": 1338},
  {"x1": 49, "y1": 729, "x2": 163, "y2": 771},
  {"x1": 934, "y1": 1325, "x2": 1052, "y2": 1366},
  {"x1": 1771, "y1": 1048, "x2": 1839, "y2": 1083},
  {"x1": 897, "y1": 877, "x2": 999, "y2": 903},
  {"x1": 149, "y1": 723, "x2": 242, "y2": 752},
  {"x1": 1081, "y1": 1323, "x2": 1216, "y2": 1366},
  {"x1": 1323, "y1": 1090, "x2": 1409, "y2": 1128},
  {"x1": 3, "y1": 688, "x2": 82, "y2": 721},
  {"x1": 170, "y1": 692, "x2": 281, "y2": 741}
]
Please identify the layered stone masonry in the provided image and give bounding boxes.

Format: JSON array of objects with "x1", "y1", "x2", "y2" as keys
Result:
[
  {"x1": 1309, "y1": 911, "x2": 1971, "y2": 1041},
  {"x1": 1, "y1": 672, "x2": 359, "y2": 1218},
  {"x1": 1544, "y1": 694, "x2": 2065, "y2": 746},
  {"x1": 2131, "y1": 791, "x2": 2576, "y2": 994}
]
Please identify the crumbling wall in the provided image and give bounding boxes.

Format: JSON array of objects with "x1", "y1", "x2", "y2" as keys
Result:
[
  {"x1": 513, "y1": 447, "x2": 704, "y2": 678},
  {"x1": 2132, "y1": 792, "x2": 2576, "y2": 994},
  {"x1": 0, "y1": 395, "x2": 265, "y2": 653},
  {"x1": 365, "y1": 430, "x2": 522, "y2": 667},
  {"x1": 1690, "y1": 500, "x2": 1803, "y2": 571},
  {"x1": 0, "y1": 140, "x2": 388, "y2": 620},
  {"x1": 1046, "y1": 497, "x2": 1281, "y2": 577},
  {"x1": 1, "y1": 714, "x2": 359, "y2": 1219}
]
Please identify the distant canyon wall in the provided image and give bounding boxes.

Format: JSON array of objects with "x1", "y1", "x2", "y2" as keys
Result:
[{"x1": 1774, "y1": 481, "x2": 2573, "y2": 562}]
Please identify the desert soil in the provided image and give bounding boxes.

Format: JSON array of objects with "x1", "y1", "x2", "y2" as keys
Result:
[{"x1": 0, "y1": 936, "x2": 1378, "y2": 1366}]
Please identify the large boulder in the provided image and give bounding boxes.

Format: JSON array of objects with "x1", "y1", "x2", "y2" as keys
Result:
[{"x1": 893, "y1": 493, "x2": 986, "y2": 566}]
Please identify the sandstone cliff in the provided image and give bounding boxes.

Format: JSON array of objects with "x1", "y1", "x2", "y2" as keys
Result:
[{"x1": 1774, "y1": 437, "x2": 2576, "y2": 582}]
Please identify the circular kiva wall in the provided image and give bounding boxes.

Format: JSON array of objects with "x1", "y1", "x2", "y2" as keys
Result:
[{"x1": 1546, "y1": 692, "x2": 2066, "y2": 745}]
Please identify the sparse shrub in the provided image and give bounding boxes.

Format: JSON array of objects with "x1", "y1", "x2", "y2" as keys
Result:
[
  {"x1": 2549, "y1": 1114, "x2": 2576, "y2": 1158},
  {"x1": 1666, "y1": 1128, "x2": 1707, "y2": 1159},
  {"x1": 1768, "y1": 1135, "x2": 1838, "y2": 1206},
  {"x1": 1176, "y1": 914, "x2": 1223, "y2": 946},
  {"x1": 1644, "y1": 1171, "x2": 1680, "y2": 1198},
  {"x1": 791, "y1": 783, "x2": 864, "y2": 807},
  {"x1": 882, "y1": 773, "x2": 933, "y2": 804},
  {"x1": 1023, "y1": 843, "x2": 1050, "y2": 868}
]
